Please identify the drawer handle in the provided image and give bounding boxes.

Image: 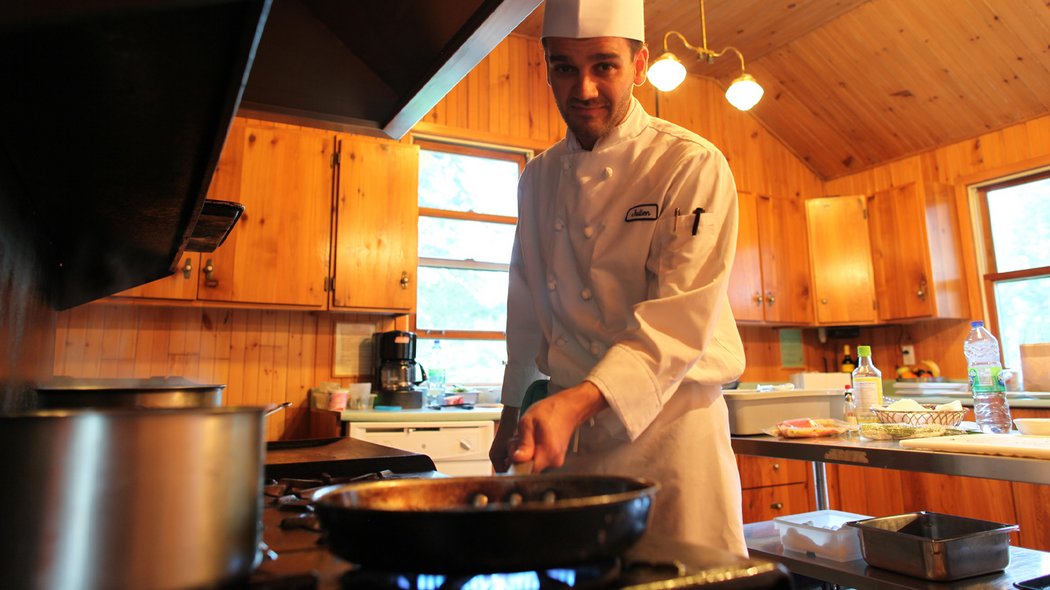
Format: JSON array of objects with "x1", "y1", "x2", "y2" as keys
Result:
[
  {"x1": 459, "y1": 440, "x2": 473, "y2": 451},
  {"x1": 770, "y1": 502, "x2": 783, "y2": 510},
  {"x1": 772, "y1": 463, "x2": 780, "y2": 471}
]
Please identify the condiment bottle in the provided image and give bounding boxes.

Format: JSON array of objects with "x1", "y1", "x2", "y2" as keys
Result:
[
  {"x1": 851, "y1": 346, "x2": 883, "y2": 423},
  {"x1": 843, "y1": 385, "x2": 858, "y2": 431}
]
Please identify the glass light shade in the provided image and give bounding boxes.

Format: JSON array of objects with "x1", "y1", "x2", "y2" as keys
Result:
[
  {"x1": 725, "y1": 73, "x2": 764, "y2": 111},
  {"x1": 648, "y1": 52, "x2": 687, "y2": 92}
]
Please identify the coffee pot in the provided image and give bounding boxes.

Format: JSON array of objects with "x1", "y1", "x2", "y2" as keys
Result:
[{"x1": 373, "y1": 330, "x2": 427, "y2": 408}]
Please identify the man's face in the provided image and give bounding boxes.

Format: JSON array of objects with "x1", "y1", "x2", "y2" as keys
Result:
[{"x1": 545, "y1": 37, "x2": 648, "y2": 150}]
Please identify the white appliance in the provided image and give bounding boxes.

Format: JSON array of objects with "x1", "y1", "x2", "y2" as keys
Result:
[{"x1": 348, "y1": 420, "x2": 494, "y2": 476}]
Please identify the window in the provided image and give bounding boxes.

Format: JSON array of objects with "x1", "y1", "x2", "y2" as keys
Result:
[
  {"x1": 973, "y1": 169, "x2": 1050, "y2": 382},
  {"x1": 412, "y1": 138, "x2": 529, "y2": 387}
]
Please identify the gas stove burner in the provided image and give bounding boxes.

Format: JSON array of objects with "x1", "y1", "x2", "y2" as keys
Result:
[
  {"x1": 340, "y1": 560, "x2": 621, "y2": 590},
  {"x1": 266, "y1": 470, "x2": 398, "y2": 510}
]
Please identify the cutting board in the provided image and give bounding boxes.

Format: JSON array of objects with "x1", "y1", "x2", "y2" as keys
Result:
[{"x1": 900, "y1": 433, "x2": 1050, "y2": 459}]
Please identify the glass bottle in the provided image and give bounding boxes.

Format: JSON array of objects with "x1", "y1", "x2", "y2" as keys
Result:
[
  {"x1": 840, "y1": 344, "x2": 856, "y2": 373},
  {"x1": 843, "y1": 385, "x2": 858, "y2": 431},
  {"x1": 851, "y1": 346, "x2": 883, "y2": 423}
]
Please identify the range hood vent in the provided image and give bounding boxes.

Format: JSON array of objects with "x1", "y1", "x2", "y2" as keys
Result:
[{"x1": 240, "y1": 0, "x2": 541, "y2": 139}]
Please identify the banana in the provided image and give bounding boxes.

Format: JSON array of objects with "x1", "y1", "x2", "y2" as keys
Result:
[{"x1": 921, "y1": 359, "x2": 942, "y2": 378}]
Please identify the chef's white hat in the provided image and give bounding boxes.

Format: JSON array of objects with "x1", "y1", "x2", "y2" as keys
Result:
[{"x1": 541, "y1": 0, "x2": 645, "y2": 42}]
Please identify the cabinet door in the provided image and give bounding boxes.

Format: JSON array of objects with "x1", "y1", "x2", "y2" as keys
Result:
[
  {"x1": 198, "y1": 120, "x2": 332, "y2": 308},
  {"x1": 806, "y1": 196, "x2": 877, "y2": 324},
  {"x1": 332, "y1": 135, "x2": 419, "y2": 311},
  {"x1": 728, "y1": 191, "x2": 764, "y2": 321},
  {"x1": 741, "y1": 483, "x2": 814, "y2": 524},
  {"x1": 112, "y1": 253, "x2": 200, "y2": 301},
  {"x1": 869, "y1": 183, "x2": 934, "y2": 320},
  {"x1": 758, "y1": 195, "x2": 813, "y2": 324}
]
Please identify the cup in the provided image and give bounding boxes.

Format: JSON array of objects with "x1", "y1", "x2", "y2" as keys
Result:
[
  {"x1": 327, "y1": 389, "x2": 349, "y2": 411},
  {"x1": 347, "y1": 383, "x2": 374, "y2": 410}
]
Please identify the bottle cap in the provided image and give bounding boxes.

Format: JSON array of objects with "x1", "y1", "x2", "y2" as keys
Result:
[
  {"x1": 857, "y1": 345, "x2": 872, "y2": 356},
  {"x1": 970, "y1": 320, "x2": 984, "y2": 328}
]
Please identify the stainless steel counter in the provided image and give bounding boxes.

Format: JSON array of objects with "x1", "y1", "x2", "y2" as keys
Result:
[{"x1": 731, "y1": 434, "x2": 1050, "y2": 486}]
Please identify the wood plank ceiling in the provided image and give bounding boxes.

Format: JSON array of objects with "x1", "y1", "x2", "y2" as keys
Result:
[{"x1": 513, "y1": 0, "x2": 1050, "y2": 180}]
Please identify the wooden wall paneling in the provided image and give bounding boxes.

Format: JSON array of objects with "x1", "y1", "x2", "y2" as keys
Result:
[{"x1": 1012, "y1": 482, "x2": 1050, "y2": 551}]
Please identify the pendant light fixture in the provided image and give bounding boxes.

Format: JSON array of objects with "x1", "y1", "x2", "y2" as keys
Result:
[{"x1": 647, "y1": 0, "x2": 764, "y2": 111}]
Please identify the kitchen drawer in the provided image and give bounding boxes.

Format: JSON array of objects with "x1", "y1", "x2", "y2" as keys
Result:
[
  {"x1": 348, "y1": 421, "x2": 493, "y2": 463},
  {"x1": 742, "y1": 483, "x2": 814, "y2": 524},
  {"x1": 737, "y1": 455, "x2": 810, "y2": 489}
]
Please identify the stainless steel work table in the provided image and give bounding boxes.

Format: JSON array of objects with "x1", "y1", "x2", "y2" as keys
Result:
[{"x1": 733, "y1": 434, "x2": 1050, "y2": 588}]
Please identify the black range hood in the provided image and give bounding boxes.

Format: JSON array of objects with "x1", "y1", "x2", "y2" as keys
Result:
[
  {"x1": 0, "y1": 0, "x2": 538, "y2": 311},
  {"x1": 241, "y1": 0, "x2": 542, "y2": 139},
  {"x1": 0, "y1": 1, "x2": 271, "y2": 310}
]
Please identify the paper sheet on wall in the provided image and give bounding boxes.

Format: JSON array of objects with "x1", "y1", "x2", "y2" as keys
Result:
[
  {"x1": 333, "y1": 323, "x2": 374, "y2": 377},
  {"x1": 779, "y1": 328, "x2": 804, "y2": 368}
]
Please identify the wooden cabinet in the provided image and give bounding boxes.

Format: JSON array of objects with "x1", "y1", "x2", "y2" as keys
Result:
[
  {"x1": 112, "y1": 254, "x2": 200, "y2": 301},
  {"x1": 805, "y1": 196, "x2": 878, "y2": 325},
  {"x1": 868, "y1": 181, "x2": 967, "y2": 321},
  {"x1": 330, "y1": 134, "x2": 419, "y2": 312},
  {"x1": 738, "y1": 455, "x2": 815, "y2": 523},
  {"x1": 197, "y1": 119, "x2": 332, "y2": 308},
  {"x1": 729, "y1": 193, "x2": 814, "y2": 324}
]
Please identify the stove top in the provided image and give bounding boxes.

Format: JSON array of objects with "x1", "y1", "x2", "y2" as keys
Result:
[{"x1": 254, "y1": 439, "x2": 790, "y2": 590}]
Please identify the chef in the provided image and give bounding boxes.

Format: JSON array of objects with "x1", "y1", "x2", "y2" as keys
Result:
[{"x1": 488, "y1": 0, "x2": 747, "y2": 555}]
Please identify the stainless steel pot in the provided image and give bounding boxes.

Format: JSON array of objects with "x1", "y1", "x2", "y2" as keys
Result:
[
  {"x1": 35, "y1": 376, "x2": 225, "y2": 409},
  {"x1": 0, "y1": 407, "x2": 265, "y2": 590}
]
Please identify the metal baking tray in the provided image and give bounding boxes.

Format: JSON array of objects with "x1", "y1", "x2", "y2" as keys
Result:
[{"x1": 847, "y1": 511, "x2": 1018, "y2": 581}]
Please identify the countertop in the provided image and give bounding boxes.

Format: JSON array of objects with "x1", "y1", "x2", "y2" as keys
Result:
[
  {"x1": 339, "y1": 404, "x2": 503, "y2": 422},
  {"x1": 731, "y1": 433, "x2": 1050, "y2": 486}
]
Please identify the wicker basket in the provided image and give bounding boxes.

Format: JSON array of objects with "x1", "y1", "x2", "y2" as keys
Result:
[{"x1": 872, "y1": 404, "x2": 967, "y2": 427}]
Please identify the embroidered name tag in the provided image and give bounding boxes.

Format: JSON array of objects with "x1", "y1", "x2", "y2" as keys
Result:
[{"x1": 624, "y1": 204, "x2": 658, "y2": 222}]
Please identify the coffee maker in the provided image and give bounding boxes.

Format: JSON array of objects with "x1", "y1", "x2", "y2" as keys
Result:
[{"x1": 373, "y1": 330, "x2": 427, "y2": 409}]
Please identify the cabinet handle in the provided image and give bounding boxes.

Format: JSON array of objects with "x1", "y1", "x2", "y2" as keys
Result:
[
  {"x1": 770, "y1": 502, "x2": 784, "y2": 510},
  {"x1": 765, "y1": 291, "x2": 775, "y2": 306},
  {"x1": 820, "y1": 298, "x2": 829, "y2": 305},
  {"x1": 753, "y1": 292, "x2": 764, "y2": 305},
  {"x1": 181, "y1": 258, "x2": 193, "y2": 279},
  {"x1": 917, "y1": 277, "x2": 928, "y2": 300},
  {"x1": 400, "y1": 271, "x2": 410, "y2": 289},
  {"x1": 203, "y1": 259, "x2": 218, "y2": 288},
  {"x1": 772, "y1": 463, "x2": 780, "y2": 471},
  {"x1": 459, "y1": 440, "x2": 473, "y2": 451}
]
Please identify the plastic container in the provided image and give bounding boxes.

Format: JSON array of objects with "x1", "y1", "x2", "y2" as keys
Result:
[
  {"x1": 773, "y1": 510, "x2": 870, "y2": 562},
  {"x1": 328, "y1": 389, "x2": 349, "y2": 411},
  {"x1": 724, "y1": 389, "x2": 844, "y2": 435},
  {"x1": 847, "y1": 511, "x2": 1018, "y2": 581},
  {"x1": 965, "y1": 321, "x2": 1013, "y2": 433}
]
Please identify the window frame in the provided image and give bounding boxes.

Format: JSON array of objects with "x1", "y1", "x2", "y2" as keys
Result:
[
  {"x1": 970, "y1": 167, "x2": 1050, "y2": 340},
  {"x1": 410, "y1": 135, "x2": 530, "y2": 342}
]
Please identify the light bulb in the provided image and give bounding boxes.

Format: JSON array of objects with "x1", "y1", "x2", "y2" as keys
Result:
[
  {"x1": 725, "y1": 73, "x2": 763, "y2": 111},
  {"x1": 648, "y1": 52, "x2": 687, "y2": 92}
]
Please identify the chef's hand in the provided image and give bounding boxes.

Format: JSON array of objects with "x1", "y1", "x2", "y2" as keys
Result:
[
  {"x1": 489, "y1": 405, "x2": 520, "y2": 473},
  {"x1": 511, "y1": 381, "x2": 607, "y2": 473}
]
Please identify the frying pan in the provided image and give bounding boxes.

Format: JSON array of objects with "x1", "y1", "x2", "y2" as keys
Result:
[{"x1": 311, "y1": 473, "x2": 658, "y2": 573}]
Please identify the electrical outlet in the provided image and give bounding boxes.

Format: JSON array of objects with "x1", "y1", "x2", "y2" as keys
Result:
[{"x1": 901, "y1": 345, "x2": 916, "y2": 365}]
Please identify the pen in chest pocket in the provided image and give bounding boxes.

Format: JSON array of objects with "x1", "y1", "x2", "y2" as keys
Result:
[{"x1": 673, "y1": 207, "x2": 706, "y2": 236}]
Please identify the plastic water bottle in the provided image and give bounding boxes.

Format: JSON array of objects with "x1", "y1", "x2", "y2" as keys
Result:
[
  {"x1": 425, "y1": 340, "x2": 447, "y2": 408},
  {"x1": 964, "y1": 321, "x2": 1012, "y2": 433}
]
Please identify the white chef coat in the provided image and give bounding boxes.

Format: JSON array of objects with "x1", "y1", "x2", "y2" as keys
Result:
[{"x1": 501, "y1": 96, "x2": 747, "y2": 555}]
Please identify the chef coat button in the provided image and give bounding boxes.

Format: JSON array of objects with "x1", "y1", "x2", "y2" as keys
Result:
[
  {"x1": 580, "y1": 287, "x2": 592, "y2": 300},
  {"x1": 562, "y1": 161, "x2": 571, "y2": 171},
  {"x1": 556, "y1": 337, "x2": 568, "y2": 347},
  {"x1": 590, "y1": 342, "x2": 602, "y2": 355},
  {"x1": 603, "y1": 167, "x2": 613, "y2": 179},
  {"x1": 554, "y1": 219, "x2": 565, "y2": 231},
  {"x1": 547, "y1": 279, "x2": 557, "y2": 291},
  {"x1": 582, "y1": 225, "x2": 594, "y2": 238}
]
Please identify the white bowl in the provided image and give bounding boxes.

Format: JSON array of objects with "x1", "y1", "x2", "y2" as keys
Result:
[{"x1": 1013, "y1": 418, "x2": 1050, "y2": 436}]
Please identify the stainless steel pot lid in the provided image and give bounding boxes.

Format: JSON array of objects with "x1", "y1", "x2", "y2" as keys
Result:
[{"x1": 36, "y1": 376, "x2": 226, "y2": 391}]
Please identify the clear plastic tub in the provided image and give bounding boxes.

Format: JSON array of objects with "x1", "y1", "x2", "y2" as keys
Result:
[{"x1": 774, "y1": 510, "x2": 870, "y2": 562}]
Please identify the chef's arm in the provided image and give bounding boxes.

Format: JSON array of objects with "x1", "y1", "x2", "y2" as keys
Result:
[
  {"x1": 489, "y1": 405, "x2": 520, "y2": 472},
  {"x1": 511, "y1": 381, "x2": 607, "y2": 472}
]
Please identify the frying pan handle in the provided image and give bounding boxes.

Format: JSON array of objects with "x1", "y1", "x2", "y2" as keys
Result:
[{"x1": 264, "y1": 401, "x2": 293, "y2": 418}]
